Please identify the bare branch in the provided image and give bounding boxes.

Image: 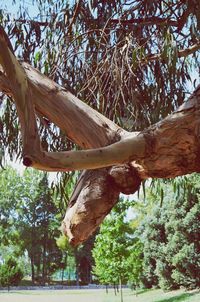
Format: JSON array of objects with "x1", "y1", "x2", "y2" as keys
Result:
[
  {"x1": 141, "y1": 42, "x2": 200, "y2": 64},
  {"x1": 93, "y1": 16, "x2": 178, "y2": 27}
]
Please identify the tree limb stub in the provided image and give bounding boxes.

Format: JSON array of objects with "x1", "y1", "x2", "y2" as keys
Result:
[
  {"x1": 62, "y1": 165, "x2": 141, "y2": 246},
  {"x1": 62, "y1": 169, "x2": 120, "y2": 246}
]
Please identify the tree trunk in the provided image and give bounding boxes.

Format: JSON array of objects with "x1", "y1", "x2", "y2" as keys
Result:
[
  {"x1": 61, "y1": 253, "x2": 67, "y2": 284},
  {"x1": 119, "y1": 275, "x2": 123, "y2": 302},
  {"x1": 0, "y1": 29, "x2": 200, "y2": 245},
  {"x1": 42, "y1": 239, "x2": 47, "y2": 285},
  {"x1": 30, "y1": 254, "x2": 35, "y2": 285}
]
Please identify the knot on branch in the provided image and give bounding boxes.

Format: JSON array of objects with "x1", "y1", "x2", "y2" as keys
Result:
[
  {"x1": 23, "y1": 156, "x2": 33, "y2": 167},
  {"x1": 109, "y1": 164, "x2": 141, "y2": 194}
]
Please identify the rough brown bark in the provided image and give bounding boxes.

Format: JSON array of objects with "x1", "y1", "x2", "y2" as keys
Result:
[{"x1": 137, "y1": 87, "x2": 200, "y2": 178}]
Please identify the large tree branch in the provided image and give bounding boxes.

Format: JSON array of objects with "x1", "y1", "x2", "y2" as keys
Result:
[
  {"x1": 61, "y1": 85, "x2": 200, "y2": 245},
  {"x1": 1, "y1": 26, "x2": 200, "y2": 245},
  {"x1": 1, "y1": 50, "x2": 199, "y2": 178},
  {"x1": 0, "y1": 27, "x2": 142, "y2": 247},
  {"x1": 0, "y1": 32, "x2": 129, "y2": 172},
  {"x1": 0, "y1": 62, "x2": 124, "y2": 149}
]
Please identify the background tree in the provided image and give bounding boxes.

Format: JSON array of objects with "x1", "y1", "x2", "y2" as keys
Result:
[
  {"x1": 92, "y1": 199, "x2": 141, "y2": 301},
  {"x1": 0, "y1": 167, "x2": 65, "y2": 284},
  {"x1": 0, "y1": 167, "x2": 24, "y2": 256},
  {"x1": 0, "y1": 166, "x2": 95, "y2": 285},
  {"x1": 75, "y1": 233, "x2": 96, "y2": 285},
  {"x1": 139, "y1": 175, "x2": 200, "y2": 290},
  {"x1": 0, "y1": 256, "x2": 23, "y2": 290},
  {"x1": 126, "y1": 240, "x2": 143, "y2": 292},
  {"x1": 16, "y1": 170, "x2": 64, "y2": 284}
]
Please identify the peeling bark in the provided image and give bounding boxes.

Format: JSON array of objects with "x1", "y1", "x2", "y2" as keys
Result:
[
  {"x1": 137, "y1": 87, "x2": 200, "y2": 178},
  {"x1": 62, "y1": 169, "x2": 120, "y2": 245}
]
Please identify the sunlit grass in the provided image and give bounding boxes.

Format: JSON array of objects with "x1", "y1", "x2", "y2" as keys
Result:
[{"x1": 0, "y1": 288, "x2": 199, "y2": 302}]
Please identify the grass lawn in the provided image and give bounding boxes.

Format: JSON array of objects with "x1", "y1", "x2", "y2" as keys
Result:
[{"x1": 0, "y1": 288, "x2": 199, "y2": 302}]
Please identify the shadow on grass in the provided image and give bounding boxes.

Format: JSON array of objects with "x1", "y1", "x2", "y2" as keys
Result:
[
  {"x1": 136, "y1": 288, "x2": 154, "y2": 295},
  {"x1": 156, "y1": 290, "x2": 200, "y2": 302}
]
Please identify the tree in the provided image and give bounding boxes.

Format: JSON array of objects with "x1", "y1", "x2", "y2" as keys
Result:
[
  {"x1": 0, "y1": 0, "x2": 199, "y2": 245},
  {"x1": 140, "y1": 174, "x2": 200, "y2": 290},
  {"x1": 0, "y1": 167, "x2": 23, "y2": 251},
  {"x1": 74, "y1": 233, "x2": 96, "y2": 285},
  {"x1": 0, "y1": 167, "x2": 64, "y2": 284},
  {"x1": 126, "y1": 241, "x2": 143, "y2": 292},
  {"x1": 0, "y1": 256, "x2": 23, "y2": 290},
  {"x1": 17, "y1": 171, "x2": 63, "y2": 284},
  {"x1": 92, "y1": 199, "x2": 138, "y2": 301}
]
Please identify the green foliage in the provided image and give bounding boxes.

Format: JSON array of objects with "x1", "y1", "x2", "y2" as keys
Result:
[
  {"x1": 140, "y1": 174, "x2": 200, "y2": 290},
  {"x1": 56, "y1": 234, "x2": 70, "y2": 252},
  {"x1": 56, "y1": 234, "x2": 76, "y2": 283},
  {"x1": 92, "y1": 199, "x2": 143, "y2": 287},
  {"x1": 0, "y1": 167, "x2": 63, "y2": 284},
  {"x1": 0, "y1": 256, "x2": 23, "y2": 288},
  {"x1": 126, "y1": 241, "x2": 143, "y2": 289}
]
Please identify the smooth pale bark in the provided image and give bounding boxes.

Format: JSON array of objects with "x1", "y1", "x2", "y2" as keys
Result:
[
  {"x1": 1, "y1": 53, "x2": 199, "y2": 178},
  {"x1": 0, "y1": 27, "x2": 200, "y2": 245}
]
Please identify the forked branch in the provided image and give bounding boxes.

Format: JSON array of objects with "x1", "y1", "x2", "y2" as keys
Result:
[{"x1": 0, "y1": 26, "x2": 146, "y2": 172}]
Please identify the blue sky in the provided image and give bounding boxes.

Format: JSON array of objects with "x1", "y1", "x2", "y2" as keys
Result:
[{"x1": 0, "y1": 0, "x2": 39, "y2": 17}]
